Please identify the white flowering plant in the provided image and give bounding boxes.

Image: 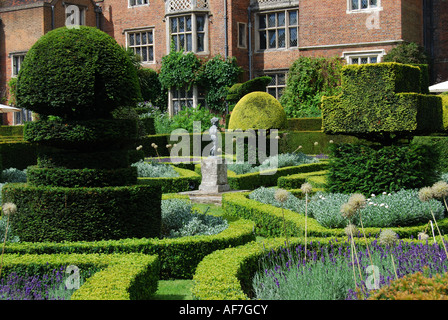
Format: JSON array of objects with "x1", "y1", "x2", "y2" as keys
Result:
[{"x1": 249, "y1": 188, "x2": 445, "y2": 229}]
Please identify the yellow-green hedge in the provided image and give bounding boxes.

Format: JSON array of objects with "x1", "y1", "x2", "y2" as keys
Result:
[
  {"x1": 1, "y1": 253, "x2": 159, "y2": 300},
  {"x1": 226, "y1": 162, "x2": 329, "y2": 190},
  {"x1": 277, "y1": 170, "x2": 328, "y2": 189}
]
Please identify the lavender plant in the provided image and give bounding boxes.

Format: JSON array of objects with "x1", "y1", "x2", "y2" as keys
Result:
[
  {"x1": 0, "y1": 266, "x2": 94, "y2": 300},
  {"x1": 253, "y1": 239, "x2": 448, "y2": 300}
]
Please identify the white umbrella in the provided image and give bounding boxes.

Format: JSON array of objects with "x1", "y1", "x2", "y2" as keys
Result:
[
  {"x1": 0, "y1": 104, "x2": 21, "y2": 113},
  {"x1": 429, "y1": 81, "x2": 448, "y2": 94}
]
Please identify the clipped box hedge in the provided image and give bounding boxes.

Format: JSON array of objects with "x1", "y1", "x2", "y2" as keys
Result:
[
  {"x1": 277, "y1": 170, "x2": 328, "y2": 189},
  {"x1": 0, "y1": 253, "x2": 159, "y2": 300},
  {"x1": 221, "y1": 192, "x2": 448, "y2": 239},
  {"x1": 2, "y1": 183, "x2": 162, "y2": 242},
  {"x1": 226, "y1": 161, "x2": 329, "y2": 190},
  {"x1": 321, "y1": 63, "x2": 443, "y2": 136},
  {"x1": 137, "y1": 166, "x2": 201, "y2": 193},
  {"x1": 2, "y1": 216, "x2": 256, "y2": 280}
]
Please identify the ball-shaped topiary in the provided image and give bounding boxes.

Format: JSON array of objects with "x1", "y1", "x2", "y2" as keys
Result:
[
  {"x1": 228, "y1": 91, "x2": 288, "y2": 130},
  {"x1": 16, "y1": 26, "x2": 142, "y2": 120}
]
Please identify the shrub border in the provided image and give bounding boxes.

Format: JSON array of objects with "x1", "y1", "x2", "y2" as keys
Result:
[
  {"x1": 222, "y1": 192, "x2": 448, "y2": 239},
  {"x1": 1, "y1": 253, "x2": 159, "y2": 300}
]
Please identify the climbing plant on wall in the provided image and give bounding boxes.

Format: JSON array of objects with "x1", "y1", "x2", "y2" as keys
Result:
[{"x1": 158, "y1": 48, "x2": 242, "y2": 113}]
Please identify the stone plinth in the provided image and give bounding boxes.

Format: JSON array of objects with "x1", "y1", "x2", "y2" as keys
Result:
[{"x1": 199, "y1": 157, "x2": 230, "y2": 193}]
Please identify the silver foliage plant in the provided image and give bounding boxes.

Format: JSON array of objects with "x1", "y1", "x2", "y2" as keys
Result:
[
  {"x1": 249, "y1": 187, "x2": 445, "y2": 229},
  {"x1": 131, "y1": 160, "x2": 179, "y2": 178},
  {"x1": 161, "y1": 199, "x2": 228, "y2": 238}
]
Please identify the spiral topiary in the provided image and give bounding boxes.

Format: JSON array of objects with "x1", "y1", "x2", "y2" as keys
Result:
[
  {"x1": 228, "y1": 91, "x2": 288, "y2": 131},
  {"x1": 16, "y1": 26, "x2": 142, "y2": 120}
]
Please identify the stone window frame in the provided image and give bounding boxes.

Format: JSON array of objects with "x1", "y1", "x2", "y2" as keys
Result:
[
  {"x1": 347, "y1": 0, "x2": 382, "y2": 13},
  {"x1": 255, "y1": 8, "x2": 299, "y2": 52},
  {"x1": 342, "y1": 49, "x2": 385, "y2": 65},
  {"x1": 166, "y1": 13, "x2": 209, "y2": 54},
  {"x1": 128, "y1": 0, "x2": 149, "y2": 8},
  {"x1": 125, "y1": 27, "x2": 156, "y2": 64},
  {"x1": 10, "y1": 51, "x2": 26, "y2": 77}
]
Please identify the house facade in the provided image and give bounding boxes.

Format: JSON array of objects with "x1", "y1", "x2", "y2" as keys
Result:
[{"x1": 1, "y1": 0, "x2": 447, "y2": 122}]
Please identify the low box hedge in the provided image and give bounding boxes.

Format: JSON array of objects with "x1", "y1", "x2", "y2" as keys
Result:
[
  {"x1": 226, "y1": 161, "x2": 329, "y2": 190},
  {"x1": 2, "y1": 217, "x2": 256, "y2": 280},
  {"x1": 221, "y1": 192, "x2": 448, "y2": 239},
  {"x1": 137, "y1": 166, "x2": 201, "y2": 193},
  {"x1": 2, "y1": 183, "x2": 162, "y2": 242},
  {"x1": 1, "y1": 253, "x2": 159, "y2": 300},
  {"x1": 277, "y1": 170, "x2": 328, "y2": 189}
]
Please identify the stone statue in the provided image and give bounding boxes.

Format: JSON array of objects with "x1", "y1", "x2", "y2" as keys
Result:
[{"x1": 209, "y1": 117, "x2": 220, "y2": 157}]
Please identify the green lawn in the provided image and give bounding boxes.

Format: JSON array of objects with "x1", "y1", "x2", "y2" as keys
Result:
[{"x1": 152, "y1": 280, "x2": 194, "y2": 300}]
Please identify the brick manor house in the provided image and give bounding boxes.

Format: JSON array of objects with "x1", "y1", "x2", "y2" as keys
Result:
[{"x1": 1, "y1": 0, "x2": 447, "y2": 123}]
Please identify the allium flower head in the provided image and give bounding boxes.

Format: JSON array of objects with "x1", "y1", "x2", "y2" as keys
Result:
[
  {"x1": 2, "y1": 202, "x2": 17, "y2": 216},
  {"x1": 340, "y1": 202, "x2": 356, "y2": 219},
  {"x1": 301, "y1": 183, "x2": 313, "y2": 194},
  {"x1": 418, "y1": 232, "x2": 429, "y2": 241},
  {"x1": 151, "y1": 143, "x2": 156, "y2": 147},
  {"x1": 379, "y1": 229, "x2": 398, "y2": 246},
  {"x1": 431, "y1": 181, "x2": 448, "y2": 199},
  {"x1": 274, "y1": 188, "x2": 289, "y2": 203},
  {"x1": 136, "y1": 145, "x2": 143, "y2": 151},
  {"x1": 166, "y1": 144, "x2": 172, "y2": 149},
  {"x1": 348, "y1": 193, "x2": 367, "y2": 211},
  {"x1": 418, "y1": 187, "x2": 434, "y2": 202},
  {"x1": 344, "y1": 224, "x2": 359, "y2": 237}
]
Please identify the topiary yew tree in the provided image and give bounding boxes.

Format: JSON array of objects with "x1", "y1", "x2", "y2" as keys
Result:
[
  {"x1": 321, "y1": 62, "x2": 443, "y2": 195},
  {"x1": 16, "y1": 26, "x2": 142, "y2": 120},
  {"x1": 321, "y1": 62, "x2": 442, "y2": 144},
  {"x1": 4, "y1": 26, "x2": 161, "y2": 242}
]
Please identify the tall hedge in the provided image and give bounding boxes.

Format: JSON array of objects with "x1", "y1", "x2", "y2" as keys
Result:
[{"x1": 321, "y1": 63, "x2": 442, "y2": 143}]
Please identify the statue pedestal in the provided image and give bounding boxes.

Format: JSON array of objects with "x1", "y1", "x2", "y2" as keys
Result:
[{"x1": 199, "y1": 157, "x2": 230, "y2": 193}]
